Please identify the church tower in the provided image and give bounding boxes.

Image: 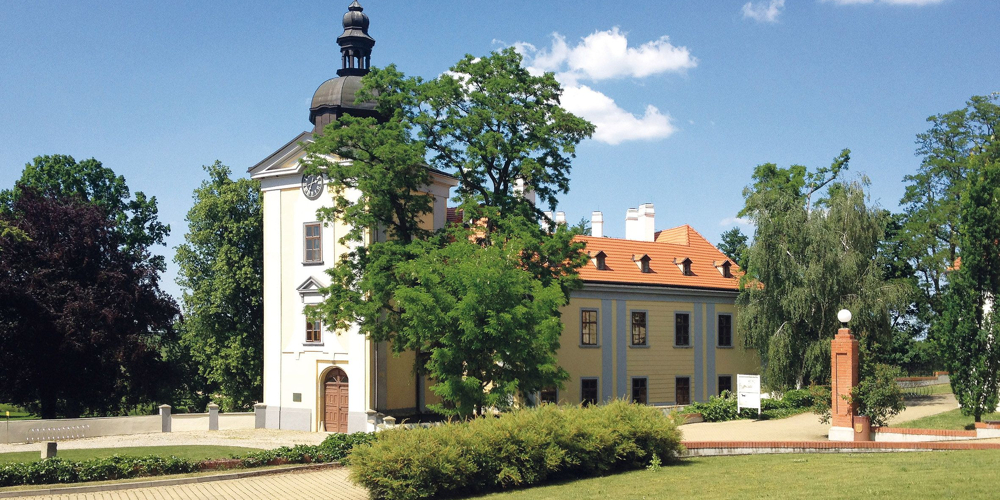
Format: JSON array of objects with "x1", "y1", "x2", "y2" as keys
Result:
[{"x1": 309, "y1": 0, "x2": 381, "y2": 135}]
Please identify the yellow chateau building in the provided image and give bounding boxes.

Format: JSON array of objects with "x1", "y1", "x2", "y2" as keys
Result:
[{"x1": 252, "y1": 1, "x2": 757, "y2": 433}]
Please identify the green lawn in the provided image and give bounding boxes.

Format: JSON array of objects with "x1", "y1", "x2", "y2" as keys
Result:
[
  {"x1": 0, "y1": 404, "x2": 38, "y2": 421},
  {"x1": 902, "y1": 383, "x2": 953, "y2": 398},
  {"x1": 896, "y1": 407, "x2": 1000, "y2": 431},
  {"x1": 471, "y1": 451, "x2": 1000, "y2": 499},
  {"x1": 0, "y1": 445, "x2": 258, "y2": 464}
]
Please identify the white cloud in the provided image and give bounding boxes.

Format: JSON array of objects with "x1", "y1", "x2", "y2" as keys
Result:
[
  {"x1": 561, "y1": 85, "x2": 676, "y2": 145},
  {"x1": 720, "y1": 217, "x2": 754, "y2": 227},
  {"x1": 529, "y1": 28, "x2": 696, "y2": 85},
  {"x1": 821, "y1": 0, "x2": 945, "y2": 5},
  {"x1": 742, "y1": 0, "x2": 785, "y2": 23},
  {"x1": 515, "y1": 29, "x2": 694, "y2": 145}
]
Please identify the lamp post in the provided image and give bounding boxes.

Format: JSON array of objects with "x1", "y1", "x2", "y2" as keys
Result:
[{"x1": 829, "y1": 308, "x2": 861, "y2": 441}]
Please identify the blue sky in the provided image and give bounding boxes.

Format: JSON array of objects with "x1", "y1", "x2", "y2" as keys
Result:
[{"x1": 2, "y1": 0, "x2": 998, "y2": 299}]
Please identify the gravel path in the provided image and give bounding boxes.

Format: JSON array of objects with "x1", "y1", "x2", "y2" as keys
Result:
[
  {"x1": 0, "y1": 429, "x2": 328, "y2": 454},
  {"x1": 679, "y1": 393, "x2": 960, "y2": 442}
]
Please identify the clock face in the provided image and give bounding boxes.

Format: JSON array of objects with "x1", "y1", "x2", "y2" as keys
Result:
[{"x1": 301, "y1": 174, "x2": 324, "y2": 200}]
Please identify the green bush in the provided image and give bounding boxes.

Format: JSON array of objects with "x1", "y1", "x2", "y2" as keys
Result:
[
  {"x1": 0, "y1": 433, "x2": 378, "y2": 488},
  {"x1": 236, "y1": 432, "x2": 377, "y2": 467},
  {"x1": 781, "y1": 389, "x2": 814, "y2": 408},
  {"x1": 0, "y1": 455, "x2": 199, "y2": 487},
  {"x1": 688, "y1": 389, "x2": 817, "y2": 422},
  {"x1": 348, "y1": 401, "x2": 682, "y2": 500}
]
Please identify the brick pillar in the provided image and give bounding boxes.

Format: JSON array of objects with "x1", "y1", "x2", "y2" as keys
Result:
[{"x1": 829, "y1": 327, "x2": 859, "y2": 441}]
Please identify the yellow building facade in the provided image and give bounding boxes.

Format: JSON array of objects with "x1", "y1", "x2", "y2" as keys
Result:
[{"x1": 549, "y1": 209, "x2": 758, "y2": 407}]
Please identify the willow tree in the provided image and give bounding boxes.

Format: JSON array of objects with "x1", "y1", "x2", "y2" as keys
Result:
[
  {"x1": 736, "y1": 150, "x2": 910, "y2": 390},
  {"x1": 304, "y1": 48, "x2": 593, "y2": 416}
]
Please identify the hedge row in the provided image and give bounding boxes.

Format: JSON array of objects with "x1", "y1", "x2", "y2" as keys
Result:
[
  {"x1": 687, "y1": 386, "x2": 830, "y2": 422},
  {"x1": 348, "y1": 401, "x2": 683, "y2": 500},
  {"x1": 0, "y1": 432, "x2": 375, "y2": 488}
]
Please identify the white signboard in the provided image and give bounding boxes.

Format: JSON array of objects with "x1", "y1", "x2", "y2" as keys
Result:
[{"x1": 737, "y1": 374, "x2": 761, "y2": 417}]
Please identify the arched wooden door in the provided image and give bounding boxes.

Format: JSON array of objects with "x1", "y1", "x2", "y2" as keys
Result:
[{"x1": 324, "y1": 368, "x2": 350, "y2": 433}]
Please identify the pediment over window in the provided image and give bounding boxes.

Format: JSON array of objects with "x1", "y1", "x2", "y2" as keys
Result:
[{"x1": 296, "y1": 277, "x2": 325, "y2": 295}]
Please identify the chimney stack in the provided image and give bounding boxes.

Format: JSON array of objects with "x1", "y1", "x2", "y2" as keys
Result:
[
  {"x1": 514, "y1": 178, "x2": 537, "y2": 206},
  {"x1": 625, "y1": 208, "x2": 640, "y2": 240},
  {"x1": 638, "y1": 203, "x2": 655, "y2": 242},
  {"x1": 591, "y1": 211, "x2": 604, "y2": 238},
  {"x1": 555, "y1": 211, "x2": 566, "y2": 225}
]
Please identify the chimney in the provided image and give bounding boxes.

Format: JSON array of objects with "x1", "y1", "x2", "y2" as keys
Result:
[
  {"x1": 591, "y1": 211, "x2": 604, "y2": 238},
  {"x1": 514, "y1": 178, "x2": 536, "y2": 206},
  {"x1": 638, "y1": 203, "x2": 655, "y2": 242},
  {"x1": 625, "y1": 208, "x2": 640, "y2": 240},
  {"x1": 555, "y1": 211, "x2": 566, "y2": 225}
]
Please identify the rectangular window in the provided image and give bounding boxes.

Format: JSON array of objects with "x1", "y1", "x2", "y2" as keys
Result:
[
  {"x1": 675, "y1": 313, "x2": 690, "y2": 347},
  {"x1": 581, "y1": 310, "x2": 598, "y2": 346},
  {"x1": 718, "y1": 375, "x2": 733, "y2": 396},
  {"x1": 306, "y1": 320, "x2": 322, "y2": 343},
  {"x1": 676, "y1": 376, "x2": 691, "y2": 405},
  {"x1": 718, "y1": 314, "x2": 733, "y2": 347},
  {"x1": 539, "y1": 386, "x2": 557, "y2": 405},
  {"x1": 631, "y1": 311, "x2": 647, "y2": 346},
  {"x1": 581, "y1": 378, "x2": 599, "y2": 406},
  {"x1": 304, "y1": 223, "x2": 322, "y2": 263},
  {"x1": 632, "y1": 378, "x2": 648, "y2": 405}
]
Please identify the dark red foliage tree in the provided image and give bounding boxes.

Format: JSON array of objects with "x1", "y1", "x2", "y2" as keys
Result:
[{"x1": 0, "y1": 188, "x2": 179, "y2": 418}]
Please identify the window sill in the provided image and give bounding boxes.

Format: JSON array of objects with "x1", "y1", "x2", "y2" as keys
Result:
[
  {"x1": 629, "y1": 344, "x2": 650, "y2": 349},
  {"x1": 302, "y1": 342, "x2": 325, "y2": 347},
  {"x1": 716, "y1": 345, "x2": 734, "y2": 349},
  {"x1": 673, "y1": 345, "x2": 692, "y2": 349},
  {"x1": 579, "y1": 344, "x2": 601, "y2": 349},
  {"x1": 302, "y1": 261, "x2": 325, "y2": 266}
]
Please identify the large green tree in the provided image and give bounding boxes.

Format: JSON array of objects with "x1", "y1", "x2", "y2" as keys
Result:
[
  {"x1": 898, "y1": 95, "x2": 1000, "y2": 320},
  {"x1": 305, "y1": 48, "x2": 593, "y2": 416},
  {"x1": 933, "y1": 111, "x2": 1000, "y2": 422},
  {"x1": 736, "y1": 151, "x2": 909, "y2": 390},
  {"x1": 718, "y1": 227, "x2": 749, "y2": 271},
  {"x1": 173, "y1": 162, "x2": 263, "y2": 411},
  {"x1": 0, "y1": 155, "x2": 169, "y2": 271},
  {"x1": 0, "y1": 189, "x2": 178, "y2": 418}
]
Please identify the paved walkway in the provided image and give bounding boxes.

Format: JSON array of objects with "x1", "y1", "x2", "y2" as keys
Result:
[
  {"x1": 5, "y1": 467, "x2": 368, "y2": 500},
  {"x1": 680, "y1": 393, "x2": 959, "y2": 442},
  {"x1": 0, "y1": 430, "x2": 327, "y2": 454}
]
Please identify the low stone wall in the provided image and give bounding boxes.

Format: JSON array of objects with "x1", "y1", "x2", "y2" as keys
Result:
[
  {"x1": 1, "y1": 415, "x2": 160, "y2": 444},
  {"x1": 872, "y1": 426, "x2": 977, "y2": 442},
  {"x1": 171, "y1": 413, "x2": 255, "y2": 432},
  {"x1": 682, "y1": 440, "x2": 1000, "y2": 456}
]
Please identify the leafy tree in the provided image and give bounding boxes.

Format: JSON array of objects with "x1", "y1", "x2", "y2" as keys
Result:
[
  {"x1": 0, "y1": 155, "x2": 169, "y2": 271},
  {"x1": 736, "y1": 151, "x2": 909, "y2": 390},
  {"x1": 305, "y1": 48, "x2": 593, "y2": 416},
  {"x1": 934, "y1": 140, "x2": 1000, "y2": 422},
  {"x1": 0, "y1": 189, "x2": 178, "y2": 418},
  {"x1": 718, "y1": 227, "x2": 749, "y2": 270},
  {"x1": 173, "y1": 162, "x2": 263, "y2": 411},
  {"x1": 898, "y1": 95, "x2": 1000, "y2": 319}
]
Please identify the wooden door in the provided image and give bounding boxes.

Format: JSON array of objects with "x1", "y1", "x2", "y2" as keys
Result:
[{"x1": 324, "y1": 368, "x2": 349, "y2": 433}]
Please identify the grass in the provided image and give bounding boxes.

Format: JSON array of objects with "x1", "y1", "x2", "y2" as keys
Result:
[
  {"x1": 0, "y1": 404, "x2": 38, "y2": 421},
  {"x1": 896, "y1": 408, "x2": 1000, "y2": 431},
  {"x1": 0, "y1": 445, "x2": 258, "y2": 464},
  {"x1": 471, "y1": 451, "x2": 1000, "y2": 499}
]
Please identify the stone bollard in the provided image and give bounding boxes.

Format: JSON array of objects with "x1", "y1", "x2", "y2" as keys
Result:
[
  {"x1": 383, "y1": 416, "x2": 396, "y2": 428},
  {"x1": 159, "y1": 404, "x2": 172, "y2": 433},
  {"x1": 254, "y1": 403, "x2": 267, "y2": 429},
  {"x1": 42, "y1": 442, "x2": 57, "y2": 459},
  {"x1": 208, "y1": 403, "x2": 220, "y2": 431}
]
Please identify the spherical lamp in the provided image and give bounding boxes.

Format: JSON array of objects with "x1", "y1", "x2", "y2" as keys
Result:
[{"x1": 837, "y1": 309, "x2": 852, "y2": 326}]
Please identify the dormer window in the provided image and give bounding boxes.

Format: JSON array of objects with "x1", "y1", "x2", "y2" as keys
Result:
[
  {"x1": 714, "y1": 260, "x2": 733, "y2": 278},
  {"x1": 674, "y1": 257, "x2": 693, "y2": 276},
  {"x1": 592, "y1": 250, "x2": 608, "y2": 271},
  {"x1": 633, "y1": 254, "x2": 651, "y2": 273}
]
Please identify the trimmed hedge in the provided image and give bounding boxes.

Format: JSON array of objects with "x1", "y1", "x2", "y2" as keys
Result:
[
  {"x1": 0, "y1": 432, "x2": 376, "y2": 488},
  {"x1": 348, "y1": 401, "x2": 683, "y2": 500}
]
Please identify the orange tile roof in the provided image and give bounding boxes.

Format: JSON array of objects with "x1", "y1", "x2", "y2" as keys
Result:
[{"x1": 575, "y1": 225, "x2": 741, "y2": 291}]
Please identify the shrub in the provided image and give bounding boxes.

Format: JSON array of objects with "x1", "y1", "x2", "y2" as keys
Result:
[
  {"x1": 235, "y1": 432, "x2": 377, "y2": 468},
  {"x1": 688, "y1": 392, "x2": 738, "y2": 422},
  {"x1": 781, "y1": 389, "x2": 814, "y2": 408},
  {"x1": 853, "y1": 363, "x2": 906, "y2": 427},
  {"x1": 0, "y1": 455, "x2": 199, "y2": 487},
  {"x1": 348, "y1": 401, "x2": 682, "y2": 500}
]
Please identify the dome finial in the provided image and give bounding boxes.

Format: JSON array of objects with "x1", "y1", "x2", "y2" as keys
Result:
[{"x1": 337, "y1": 0, "x2": 375, "y2": 77}]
